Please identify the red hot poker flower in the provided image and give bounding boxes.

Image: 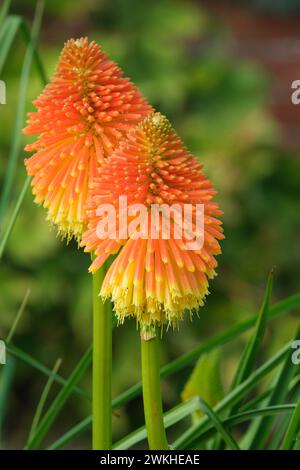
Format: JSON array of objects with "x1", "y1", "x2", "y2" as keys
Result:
[
  {"x1": 82, "y1": 113, "x2": 224, "y2": 328},
  {"x1": 23, "y1": 37, "x2": 152, "y2": 240}
]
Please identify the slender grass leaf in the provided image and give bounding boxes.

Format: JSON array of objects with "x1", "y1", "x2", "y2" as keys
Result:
[
  {"x1": 233, "y1": 273, "x2": 273, "y2": 389},
  {"x1": 0, "y1": 0, "x2": 11, "y2": 29},
  {"x1": 0, "y1": 356, "x2": 15, "y2": 447},
  {"x1": 27, "y1": 358, "x2": 62, "y2": 444},
  {"x1": 270, "y1": 414, "x2": 291, "y2": 449},
  {"x1": 281, "y1": 396, "x2": 300, "y2": 449},
  {"x1": 250, "y1": 323, "x2": 300, "y2": 449},
  {"x1": 294, "y1": 432, "x2": 300, "y2": 450},
  {"x1": 6, "y1": 288, "x2": 30, "y2": 343},
  {"x1": 197, "y1": 397, "x2": 240, "y2": 450},
  {"x1": 26, "y1": 346, "x2": 91, "y2": 449},
  {"x1": 214, "y1": 274, "x2": 273, "y2": 449},
  {"x1": 267, "y1": 382, "x2": 300, "y2": 449},
  {"x1": 47, "y1": 416, "x2": 92, "y2": 450},
  {"x1": 19, "y1": 19, "x2": 47, "y2": 84},
  {"x1": 7, "y1": 343, "x2": 90, "y2": 400},
  {"x1": 0, "y1": 14, "x2": 47, "y2": 81},
  {"x1": 0, "y1": 15, "x2": 22, "y2": 74},
  {"x1": 0, "y1": 176, "x2": 30, "y2": 259},
  {"x1": 193, "y1": 404, "x2": 295, "y2": 444},
  {"x1": 240, "y1": 389, "x2": 272, "y2": 412},
  {"x1": 0, "y1": 1, "x2": 44, "y2": 224}
]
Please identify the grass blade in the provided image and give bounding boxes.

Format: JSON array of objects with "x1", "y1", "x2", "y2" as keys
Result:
[
  {"x1": 197, "y1": 397, "x2": 240, "y2": 450},
  {"x1": 19, "y1": 19, "x2": 47, "y2": 85},
  {"x1": 0, "y1": 0, "x2": 11, "y2": 29},
  {"x1": 47, "y1": 416, "x2": 92, "y2": 450},
  {"x1": 214, "y1": 274, "x2": 273, "y2": 449},
  {"x1": 268, "y1": 382, "x2": 300, "y2": 449},
  {"x1": 26, "y1": 346, "x2": 91, "y2": 449},
  {"x1": 0, "y1": 16, "x2": 22, "y2": 74},
  {"x1": 6, "y1": 288, "x2": 30, "y2": 343},
  {"x1": 233, "y1": 273, "x2": 273, "y2": 389},
  {"x1": 7, "y1": 344, "x2": 90, "y2": 400},
  {"x1": 0, "y1": 14, "x2": 47, "y2": 81},
  {"x1": 0, "y1": 176, "x2": 30, "y2": 259},
  {"x1": 0, "y1": 356, "x2": 15, "y2": 447},
  {"x1": 281, "y1": 396, "x2": 300, "y2": 449},
  {"x1": 249, "y1": 324, "x2": 300, "y2": 449},
  {"x1": 0, "y1": 1, "x2": 44, "y2": 224},
  {"x1": 191, "y1": 404, "x2": 295, "y2": 444},
  {"x1": 27, "y1": 358, "x2": 62, "y2": 444},
  {"x1": 242, "y1": 374, "x2": 300, "y2": 414}
]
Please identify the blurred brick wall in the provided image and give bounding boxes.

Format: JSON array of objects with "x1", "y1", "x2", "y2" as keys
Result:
[{"x1": 199, "y1": 0, "x2": 300, "y2": 150}]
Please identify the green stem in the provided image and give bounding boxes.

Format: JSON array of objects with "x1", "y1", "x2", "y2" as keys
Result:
[
  {"x1": 141, "y1": 327, "x2": 168, "y2": 450},
  {"x1": 92, "y1": 263, "x2": 112, "y2": 450}
]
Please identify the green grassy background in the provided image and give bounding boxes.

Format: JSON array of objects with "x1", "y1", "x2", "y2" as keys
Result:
[{"x1": 0, "y1": 0, "x2": 299, "y2": 449}]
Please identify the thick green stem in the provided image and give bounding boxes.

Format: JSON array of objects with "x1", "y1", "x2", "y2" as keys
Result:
[
  {"x1": 92, "y1": 263, "x2": 112, "y2": 450},
  {"x1": 141, "y1": 327, "x2": 168, "y2": 450}
]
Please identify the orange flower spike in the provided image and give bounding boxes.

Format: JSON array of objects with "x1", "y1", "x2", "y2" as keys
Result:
[
  {"x1": 23, "y1": 37, "x2": 152, "y2": 240},
  {"x1": 81, "y1": 112, "x2": 224, "y2": 327}
]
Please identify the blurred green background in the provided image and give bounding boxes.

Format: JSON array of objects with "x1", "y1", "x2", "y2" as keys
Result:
[{"x1": 0, "y1": 0, "x2": 299, "y2": 449}]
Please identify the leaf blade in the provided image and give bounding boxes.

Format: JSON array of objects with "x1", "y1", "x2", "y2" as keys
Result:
[
  {"x1": 198, "y1": 397, "x2": 240, "y2": 450},
  {"x1": 26, "y1": 347, "x2": 92, "y2": 450},
  {"x1": 281, "y1": 396, "x2": 300, "y2": 449},
  {"x1": 26, "y1": 358, "x2": 62, "y2": 444},
  {"x1": 0, "y1": 1, "x2": 44, "y2": 223}
]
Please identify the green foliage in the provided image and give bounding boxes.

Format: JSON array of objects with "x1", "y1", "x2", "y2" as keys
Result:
[
  {"x1": 26, "y1": 346, "x2": 92, "y2": 449},
  {"x1": 181, "y1": 350, "x2": 223, "y2": 419},
  {"x1": 26, "y1": 358, "x2": 62, "y2": 445},
  {"x1": 249, "y1": 324, "x2": 300, "y2": 449},
  {"x1": 281, "y1": 397, "x2": 300, "y2": 450},
  {"x1": 0, "y1": 0, "x2": 299, "y2": 451}
]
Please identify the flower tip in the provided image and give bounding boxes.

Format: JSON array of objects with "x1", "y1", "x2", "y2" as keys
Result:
[
  {"x1": 74, "y1": 37, "x2": 86, "y2": 47},
  {"x1": 151, "y1": 112, "x2": 164, "y2": 125},
  {"x1": 88, "y1": 266, "x2": 95, "y2": 274}
]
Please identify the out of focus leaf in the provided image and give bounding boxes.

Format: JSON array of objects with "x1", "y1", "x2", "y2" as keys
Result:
[{"x1": 181, "y1": 349, "x2": 223, "y2": 419}]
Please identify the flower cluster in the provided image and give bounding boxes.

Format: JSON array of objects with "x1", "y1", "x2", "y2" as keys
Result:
[
  {"x1": 24, "y1": 38, "x2": 223, "y2": 328},
  {"x1": 81, "y1": 112, "x2": 223, "y2": 327}
]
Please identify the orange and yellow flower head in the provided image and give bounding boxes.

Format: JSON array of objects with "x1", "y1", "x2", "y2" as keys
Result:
[
  {"x1": 82, "y1": 113, "x2": 224, "y2": 328},
  {"x1": 23, "y1": 37, "x2": 152, "y2": 240}
]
